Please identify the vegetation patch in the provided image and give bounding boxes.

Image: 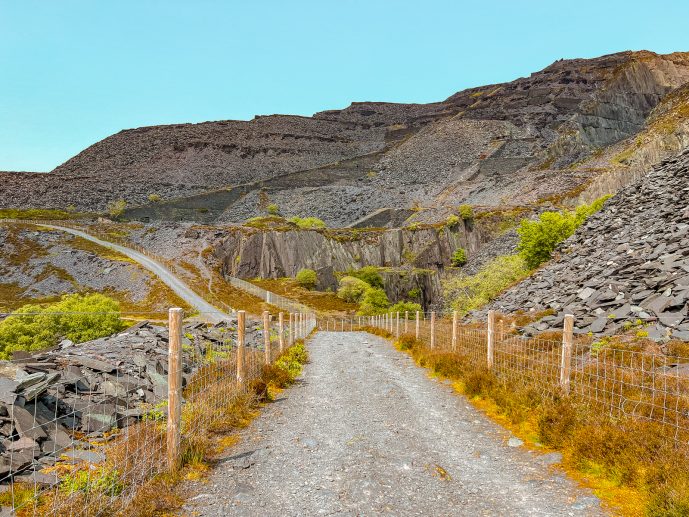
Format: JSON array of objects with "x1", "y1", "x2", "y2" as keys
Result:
[
  {"x1": 0, "y1": 293, "x2": 124, "y2": 359},
  {"x1": 0, "y1": 208, "x2": 89, "y2": 220},
  {"x1": 250, "y1": 278, "x2": 357, "y2": 313}
]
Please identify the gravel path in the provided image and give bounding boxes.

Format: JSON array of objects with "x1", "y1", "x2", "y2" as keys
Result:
[
  {"x1": 40, "y1": 224, "x2": 229, "y2": 322},
  {"x1": 184, "y1": 332, "x2": 605, "y2": 516}
]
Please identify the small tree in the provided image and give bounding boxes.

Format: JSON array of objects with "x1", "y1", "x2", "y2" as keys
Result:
[
  {"x1": 451, "y1": 248, "x2": 467, "y2": 267},
  {"x1": 358, "y1": 288, "x2": 390, "y2": 315},
  {"x1": 267, "y1": 203, "x2": 279, "y2": 215},
  {"x1": 295, "y1": 268, "x2": 318, "y2": 290},
  {"x1": 347, "y1": 266, "x2": 384, "y2": 289},
  {"x1": 337, "y1": 276, "x2": 371, "y2": 303},
  {"x1": 107, "y1": 199, "x2": 127, "y2": 219}
]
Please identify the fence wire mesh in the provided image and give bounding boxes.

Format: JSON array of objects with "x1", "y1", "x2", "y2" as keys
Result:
[
  {"x1": 0, "y1": 309, "x2": 316, "y2": 516},
  {"x1": 326, "y1": 311, "x2": 689, "y2": 445}
]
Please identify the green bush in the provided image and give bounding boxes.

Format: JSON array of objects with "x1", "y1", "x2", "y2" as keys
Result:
[
  {"x1": 337, "y1": 276, "x2": 370, "y2": 303},
  {"x1": 458, "y1": 204, "x2": 474, "y2": 220},
  {"x1": 107, "y1": 199, "x2": 127, "y2": 219},
  {"x1": 357, "y1": 287, "x2": 390, "y2": 315},
  {"x1": 517, "y1": 196, "x2": 609, "y2": 269},
  {"x1": 389, "y1": 301, "x2": 422, "y2": 316},
  {"x1": 295, "y1": 268, "x2": 318, "y2": 290},
  {"x1": 147, "y1": 193, "x2": 161, "y2": 203},
  {"x1": 267, "y1": 203, "x2": 280, "y2": 215},
  {"x1": 288, "y1": 216, "x2": 326, "y2": 229},
  {"x1": 443, "y1": 254, "x2": 530, "y2": 315},
  {"x1": 347, "y1": 266, "x2": 384, "y2": 289},
  {"x1": 0, "y1": 294, "x2": 124, "y2": 359},
  {"x1": 274, "y1": 341, "x2": 309, "y2": 381},
  {"x1": 451, "y1": 248, "x2": 467, "y2": 267},
  {"x1": 446, "y1": 214, "x2": 461, "y2": 228}
]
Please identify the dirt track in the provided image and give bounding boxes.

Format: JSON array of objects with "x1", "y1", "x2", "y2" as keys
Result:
[{"x1": 184, "y1": 331, "x2": 605, "y2": 516}]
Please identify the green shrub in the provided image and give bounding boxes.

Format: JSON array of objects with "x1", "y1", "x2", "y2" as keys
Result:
[
  {"x1": 443, "y1": 254, "x2": 530, "y2": 315},
  {"x1": 357, "y1": 287, "x2": 390, "y2": 315},
  {"x1": 389, "y1": 301, "x2": 422, "y2": 316},
  {"x1": 446, "y1": 214, "x2": 460, "y2": 228},
  {"x1": 408, "y1": 287, "x2": 421, "y2": 299},
  {"x1": 295, "y1": 268, "x2": 318, "y2": 290},
  {"x1": 0, "y1": 294, "x2": 124, "y2": 359},
  {"x1": 107, "y1": 199, "x2": 127, "y2": 219},
  {"x1": 458, "y1": 204, "x2": 474, "y2": 220},
  {"x1": 274, "y1": 341, "x2": 309, "y2": 381},
  {"x1": 288, "y1": 216, "x2": 326, "y2": 229},
  {"x1": 451, "y1": 248, "x2": 467, "y2": 267},
  {"x1": 267, "y1": 203, "x2": 279, "y2": 215},
  {"x1": 517, "y1": 195, "x2": 609, "y2": 269},
  {"x1": 337, "y1": 276, "x2": 370, "y2": 303},
  {"x1": 147, "y1": 193, "x2": 161, "y2": 203},
  {"x1": 346, "y1": 266, "x2": 384, "y2": 289}
]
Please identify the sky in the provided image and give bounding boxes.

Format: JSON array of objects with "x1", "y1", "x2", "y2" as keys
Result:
[{"x1": 1, "y1": 1, "x2": 688, "y2": 172}]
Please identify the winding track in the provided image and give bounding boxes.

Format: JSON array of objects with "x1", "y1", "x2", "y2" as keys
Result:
[
  {"x1": 185, "y1": 331, "x2": 606, "y2": 516},
  {"x1": 39, "y1": 224, "x2": 229, "y2": 322}
]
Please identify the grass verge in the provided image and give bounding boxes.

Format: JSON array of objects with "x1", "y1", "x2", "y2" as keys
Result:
[{"x1": 362, "y1": 327, "x2": 689, "y2": 517}]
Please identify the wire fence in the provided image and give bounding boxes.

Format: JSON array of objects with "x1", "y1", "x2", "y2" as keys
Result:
[
  {"x1": 321, "y1": 310, "x2": 689, "y2": 444},
  {"x1": 0, "y1": 308, "x2": 316, "y2": 516},
  {"x1": 228, "y1": 277, "x2": 313, "y2": 315}
]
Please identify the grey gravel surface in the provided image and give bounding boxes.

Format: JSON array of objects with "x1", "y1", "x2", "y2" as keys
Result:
[{"x1": 184, "y1": 332, "x2": 605, "y2": 516}]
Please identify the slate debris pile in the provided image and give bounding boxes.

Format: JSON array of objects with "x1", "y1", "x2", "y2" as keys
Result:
[
  {"x1": 0, "y1": 317, "x2": 263, "y2": 486},
  {"x1": 480, "y1": 148, "x2": 689, "y2": 342}
]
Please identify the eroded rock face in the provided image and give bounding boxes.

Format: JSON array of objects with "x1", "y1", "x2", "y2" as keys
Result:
[
  {"x1": 3, "y1": 51, "x2": 689, "y2": 227},
  {"x1": 476, "y1": 147, "x2": 689, "y2": 341}
]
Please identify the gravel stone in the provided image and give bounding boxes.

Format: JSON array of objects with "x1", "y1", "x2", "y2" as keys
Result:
[{"x1": 184, "y1": 332, "x2": 604, "y2": 516}]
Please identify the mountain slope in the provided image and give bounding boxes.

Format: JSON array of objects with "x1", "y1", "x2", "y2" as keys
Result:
[
  {"x1": 2, "y1": 51, "x2": 689, "y2": 227},
  {"x1": 479, "y1": 147, "x2": 689, "y2": 341}
]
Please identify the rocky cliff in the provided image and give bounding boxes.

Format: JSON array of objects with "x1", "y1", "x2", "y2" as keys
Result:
[{"x1": 4, "y1": 51, "x2": 689, "y2": 228}]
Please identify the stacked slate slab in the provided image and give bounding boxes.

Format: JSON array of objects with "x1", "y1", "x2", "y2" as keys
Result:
[
  {"x1": 475, "y1": 147, "x2": 689, "y2": 342},
  {"x1": 0, "y1": 317, "x2": 263, "y2": 486}
]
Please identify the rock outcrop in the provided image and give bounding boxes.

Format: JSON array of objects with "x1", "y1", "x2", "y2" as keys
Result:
[{"x1": 477, "y1": 147, "x2": 689, "y2": 341}]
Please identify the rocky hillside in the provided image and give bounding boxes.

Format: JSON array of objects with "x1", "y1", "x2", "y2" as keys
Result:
[
  {"x1": 478, "y1": 147, "x2": 689, "y2": 341},
  {"x1": 0, "y1": 224, "x2": 185, "y2": 313},
  {"x1": 3, "y1": 51, "x2": 689, "y2": 227}
]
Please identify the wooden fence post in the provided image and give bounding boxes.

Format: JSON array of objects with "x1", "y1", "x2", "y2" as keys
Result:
[
  {"x1": 487, "y1": 310, "x2": 495, "y2": 369},
  {"x1": 278, "y1": 312, "x2": 285, "y2": 353},
  {"x1": 289, "y1": 313, "x2": 294, "y2": 345},
  {"x1": 452, "y1": 310, "x2": 458, "y2": 352},
  {"x1": 263, "y1": 311, "x2": 271, "y2": 364},
  {"x1": 167, "y1": 308, "x2": 183, "y2": 471},
  {"x1": 415, "y1": 311, "x2": 420, "y2": 340},
  {"x1": 396, "y1": 312, "x2": 400, "y2": 339},
  {"x1": 560, "y1": 314, "x2": 574, "y2": 394},
  {"x1": 237, "y1": 310, "x2": 246, "y2": 385},
  {"x1": 430, "y1": 311, "x2": 436, "y2": 349}
]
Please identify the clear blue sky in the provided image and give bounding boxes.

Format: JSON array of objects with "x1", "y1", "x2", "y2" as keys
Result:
[{"x1": 1, "y1": 0, "x2": 688, "y2": 171}]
